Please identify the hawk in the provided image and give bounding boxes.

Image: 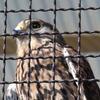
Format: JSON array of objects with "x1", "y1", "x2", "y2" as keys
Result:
[{"x1": 6, "y1": 19, "x2": 100, "y2": 100}]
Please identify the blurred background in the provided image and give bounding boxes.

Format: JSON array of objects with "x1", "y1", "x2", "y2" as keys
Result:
[{"x1": 0, "y1": 0, "x2": 100, "y2": 99}]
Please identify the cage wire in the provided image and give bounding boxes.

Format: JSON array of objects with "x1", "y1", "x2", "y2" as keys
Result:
[{"x1": 0, "y1": 0, "x2": 100, "y2": 100}]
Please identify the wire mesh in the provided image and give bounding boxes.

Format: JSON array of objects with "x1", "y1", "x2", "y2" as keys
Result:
[
  {"x1": 0, "y1": 0, "x2": 100, "y2": 100},
  {"x1": 2, "y1": 0, "x2": 7, "y2": 99}
]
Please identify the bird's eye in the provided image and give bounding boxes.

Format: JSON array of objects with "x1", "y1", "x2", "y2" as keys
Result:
[{"x1": 31, "y1": 21, "x2": 41, "y2": 29}]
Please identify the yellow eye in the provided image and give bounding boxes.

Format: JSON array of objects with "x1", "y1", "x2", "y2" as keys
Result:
[{"x1": 31, "y1": 21, "x2": 41, "y2": 29}]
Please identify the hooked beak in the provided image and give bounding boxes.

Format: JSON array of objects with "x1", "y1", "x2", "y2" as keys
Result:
[
  {"x1": 13, "y1": 29, "x2": 22, "y2": 38},
  {"x1": 13, "y1": 29, "x2": 29, "y2": 39}
]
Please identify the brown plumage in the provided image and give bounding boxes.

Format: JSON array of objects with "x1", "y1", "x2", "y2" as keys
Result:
[{"x1": 13, "y1": 19, "x2": 100, "y2": 100}]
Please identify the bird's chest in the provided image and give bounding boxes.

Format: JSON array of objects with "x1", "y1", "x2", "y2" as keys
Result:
[
  {"x1": 15, "y1": 48, "x2": 65, "y2": 99},
  {"x1": 15, "y1": 45, "x2": 78, "y2": 100},
  {"x1": 16, "y1": 60, "x2": 66, "y2": 100},
  {"x1": 16, "y1": 47, "x2": 54, "y2": 80}
]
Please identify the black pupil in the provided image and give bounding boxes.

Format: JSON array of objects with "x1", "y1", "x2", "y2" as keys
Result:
[{"x1": 32, "y1": 22, "x2": 41, "y2": 29}]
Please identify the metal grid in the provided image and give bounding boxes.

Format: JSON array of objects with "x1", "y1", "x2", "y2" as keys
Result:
[{"x1": 0, "y1": 0, "x2": 100, "y2": 100}]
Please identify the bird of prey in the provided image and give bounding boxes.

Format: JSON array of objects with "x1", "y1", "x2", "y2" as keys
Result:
[{"x1": 6, "y1": 19, "x2": 100, "y2": 100}]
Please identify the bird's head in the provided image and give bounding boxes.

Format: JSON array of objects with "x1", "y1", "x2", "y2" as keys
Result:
[
  {"x1": 13, "y1": 19, "x2": 58, "y2": 39},
  {"x1": 13, "y1": 19, "x2": 65, "y2": 52}
]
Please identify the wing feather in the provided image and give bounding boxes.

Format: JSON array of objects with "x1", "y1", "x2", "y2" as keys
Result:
[
  {"x1": 6, "y1": 84, "x2": 18, "y2": 100},
  {"x1": 63, "y1": 45, "x2": 100, "y2": 100}
]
